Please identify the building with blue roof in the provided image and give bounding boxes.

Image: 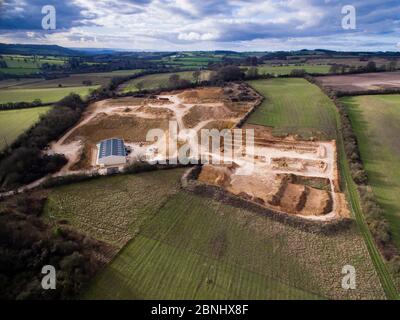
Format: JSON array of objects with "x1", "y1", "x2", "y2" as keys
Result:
[{"x1": 96, "y1": 138, "x2": 127, "y2": 166}]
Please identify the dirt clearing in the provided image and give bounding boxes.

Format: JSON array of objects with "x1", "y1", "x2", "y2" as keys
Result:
[
  {"x1": 198, "y1": 124, "x2": 349, "y2": 221},
  {"x1": 48, "y1": 84, "x2": 260, "y2": 171}
]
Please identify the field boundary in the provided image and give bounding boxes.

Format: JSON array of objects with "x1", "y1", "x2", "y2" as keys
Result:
[{"x1": 307, "y1": 76, "x2": 399, "y2": 299}]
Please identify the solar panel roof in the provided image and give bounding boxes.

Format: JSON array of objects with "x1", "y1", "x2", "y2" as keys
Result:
[{"x1": 98, "y1": 138, "x2": 125, "y2": 159}]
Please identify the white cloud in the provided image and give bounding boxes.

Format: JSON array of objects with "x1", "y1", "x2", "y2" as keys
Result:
[{"x1": 178, "y1": 32, "x2": 217, "y2": 41}]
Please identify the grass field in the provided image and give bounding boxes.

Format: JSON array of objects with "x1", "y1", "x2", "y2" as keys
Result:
[
  {"x1": 246, "y1": 78, "x2": 338, "y2": 140},
  {"x1": 44, "y1": 169, "x2": 185, "y2": 248},
  {"x1": 160, "y1": 52, "x2": 224, "y2": 67},
  {"x1": 0, "y1": 54, "x2": 66, "y2": 75},
  {"x1": 0, "y1": 67, "x2": 40, "y2": 75},
  {"x1": 254, "y1": 64, "x2": 331, "y2": 75},
  {"x1": 0, "y1": 86, "x2": 98, "y2": 104},
  {"x1": 84, "y1": 191, "x2": 384, "y2": 299},
  {"x1": 120, "y1": 71, "x2": 210, "y2": 93},
  {"x1": 341, "y1": 95, "x2": 400, "y2": 249},
  {"x1": 2, "y1": 54, "x2": 66, "y2": 67},
  {"x1": 0, "y1": 106, "x2": 51, "y2": 149}
]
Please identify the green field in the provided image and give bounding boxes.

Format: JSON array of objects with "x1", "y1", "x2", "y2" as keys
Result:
[
  {"x1": 0, "y1": 54, "x2": 66, "y2": 75},
  {"x1": 44, "y1": 169, "x2": 185, "y2": 248},
  {"x1": 247, "y1": 79, "x2": 399, "y2": 298},
  {"x1": 254, "y1": 64, "x2": 331, "y2": 75},
  {"x1": 2, "y1": 54, "x2": 66, "y2": 66},
  {"x1": 246, "y1": 78, "x2": 338, "y2": 139},
  {"x1": 0, "y1": 86, "x2": 98, "y2": 104},
  {"x1": 120, "y1": 71, "x2": 210, "y2": 93},
  {"x1": 341, "y1": 95, "x2": 400, "y2": 249},
  {"x1": 84, "y1": 191, "x2": 384, "y2": 299},
  {"x1": 0, "y1": 67, "x2": 40, "y2": 75},
  {"x1": 0, "y1": 106, "x2": 51, "y2": 149},
  {"x1": 160, "y1": 52, "x2": 224, "y2": 67}
]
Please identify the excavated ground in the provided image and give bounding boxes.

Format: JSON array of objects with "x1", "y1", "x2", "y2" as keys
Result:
[
  {"x1": 198, "y1": 124, "x2": 350, "y2": 221},
  {"x1": 46, "y1": 83, "x2": 349, "y2": 221},
  {"x1": 48, "y1": 84, "x2": 260, "y2": 172}
]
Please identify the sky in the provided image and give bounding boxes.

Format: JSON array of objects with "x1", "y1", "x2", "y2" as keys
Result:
[{"x1": 0, "y1": 0, "x2": 399, "y2": 52}]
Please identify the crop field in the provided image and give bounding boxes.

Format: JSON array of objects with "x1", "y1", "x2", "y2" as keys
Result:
[
  {"x1": 0, "y1": 106, "x2": 51, "y2": 150},
  {"x1": 0, "y1": 78, "x2": 44, "y2": 89},
  {"x1": 254, "y1": 64, "x2": 331, "y2": 75},
  {"x1": 341, "y1": 95, "x2": 400, "y2": 249},
  {"x1": 0, "y1": 86, "x2": 98, "y2": 104},
  {"x1": 119, "y1": 71, "x2": 210, "y2": 93},
  {"x1": 83, "y1": 191, "x2": 385, "y2": 300},
  {"x1": 44, "y1": 169, "x2": 185, "y2": 248},
  {"x1": 246, "y1": 78, "x2": 338, "y2": 140}
]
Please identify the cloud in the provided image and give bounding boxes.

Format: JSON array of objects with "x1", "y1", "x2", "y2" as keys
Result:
[
  {"x1": 0, "y1": 0, "x2": 93, "y2": 30},
  {"x1": 0, "y1": 0, "x2": 398, "y2": 51},
  {"x1": 178, "y1": 31, "x2": 217, "y2": 41}
]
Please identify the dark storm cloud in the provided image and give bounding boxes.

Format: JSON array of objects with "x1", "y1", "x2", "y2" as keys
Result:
[{"x1": 0, "y1": 0, "x2": 93, "y2": 30}]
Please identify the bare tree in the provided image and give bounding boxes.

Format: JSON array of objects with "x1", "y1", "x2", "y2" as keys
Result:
[{"x1": 192, "y1": 70, "x2": 201, "y2": 83}]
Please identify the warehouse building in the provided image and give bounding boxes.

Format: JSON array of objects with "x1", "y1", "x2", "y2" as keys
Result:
[{"x1": 96, "y1": 138, "x2": 127, "y2": 166}]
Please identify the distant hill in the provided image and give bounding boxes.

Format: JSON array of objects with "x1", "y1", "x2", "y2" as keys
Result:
[
  {"x1": 0, "y1": 43, "x2": 84, "y2": 56},
  {"x1": 69, "y1": 47, "x2": 120, "y2": 55}
]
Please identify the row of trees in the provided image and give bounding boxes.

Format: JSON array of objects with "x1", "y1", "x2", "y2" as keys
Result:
[
  {"x1": 0, "y1": 99, "x2": 45, "y2": 111},
  {"x1": 329, "y1": 60, "x2": 398, "y2": 75}
]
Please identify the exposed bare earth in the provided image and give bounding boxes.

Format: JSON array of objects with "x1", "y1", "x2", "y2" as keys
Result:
[
  {"x1": 317, "y1": 71, "x2": 400, "y2": 92},
  {"x1": 48, "y1": 84, "x2": 260, "y2": 172},
  {"x1": 198, "y1": 124, "x2": 350, "y2": 221}
]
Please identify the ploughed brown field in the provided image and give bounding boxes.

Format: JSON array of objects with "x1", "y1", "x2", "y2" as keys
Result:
[{"x1": 317, "y1": 71, "x2": 400, "y2": 93}]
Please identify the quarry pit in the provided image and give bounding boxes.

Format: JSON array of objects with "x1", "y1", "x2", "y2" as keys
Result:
[{"x1": 47, "y1": 84, "x2": 349, "y2": 221}]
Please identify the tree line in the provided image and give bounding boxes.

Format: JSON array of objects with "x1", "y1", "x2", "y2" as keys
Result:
[
  {"x1": 0, "y1": 193, "x2": 108, "y2": 299},
  {"x1": 0, "y1": 99, "x2": 50, "y2": 111}
]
